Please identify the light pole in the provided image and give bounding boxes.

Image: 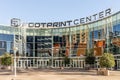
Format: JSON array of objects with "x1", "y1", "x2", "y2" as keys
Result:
[
  {"x1": 13, "y1": 47, "x2": 18, "y2": 77},
  {"x1": 51, "y1": 33, "x2": 53, "y2": 68},
  {"x1": 13, "y1": 26, "x2": 18, "y2": 77},
  {"x1": 11, "y1": 18, "x2": 21, "y2": 77}
]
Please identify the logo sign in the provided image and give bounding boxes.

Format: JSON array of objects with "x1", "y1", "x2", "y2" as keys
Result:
[
  {"x1": 11, "y1": 18, "x2": 21, "y2": 27},
  {"x1": 28, "y1": 8, "x2": 112, "y2": 28},
  {"x1": 11, "y1": 8, "x2": 112, "y2": 28}
]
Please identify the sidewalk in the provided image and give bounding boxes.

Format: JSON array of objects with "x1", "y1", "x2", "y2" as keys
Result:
[{"x1": 0, "y1": 69, "x2": 120, "y2": 80}]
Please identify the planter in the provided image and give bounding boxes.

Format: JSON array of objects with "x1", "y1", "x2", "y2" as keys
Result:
[
  {"x1": 1, "y1": 66, "x2": 11, "y2": 70},
  {"x1": 7, "y1": 66, "x2": 11, "y2": 70},
  {"x1": 60, "y1": 67, "x2": 64, "y2": 70},
  {"x1": 97, "y1": 68, "x2": 104, "y2": 75},
  {"x1": 104, "y1": 70, "x2": 109, "y2": 76},
  {"x1": 97, "y1": 68, "x2": 109, "y2": 76}
]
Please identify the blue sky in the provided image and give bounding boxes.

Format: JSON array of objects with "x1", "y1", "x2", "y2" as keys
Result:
[{"x1": 0, "y1": 0, "x2": 120, "y2": 25}]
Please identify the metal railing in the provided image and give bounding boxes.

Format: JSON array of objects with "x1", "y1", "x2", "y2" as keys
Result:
[
  {"x1": 14, "y1": 57, "x2": 86, "y2": 69},
  {"x1": 0, "y1": 55, "x2": 120, "y2": 70}
]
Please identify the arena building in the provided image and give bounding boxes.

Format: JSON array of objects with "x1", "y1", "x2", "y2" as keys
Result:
[{"x1": 0, "y1": 8, "x2": 120, "y2": 69}]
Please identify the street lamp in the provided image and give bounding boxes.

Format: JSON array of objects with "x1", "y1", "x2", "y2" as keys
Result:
[
  {"x1": 11, "y1": 18, "x2": 20, "y2": 77},
  {"x1": 13, "y1": 47, "x2": 18, "y2": 77}
]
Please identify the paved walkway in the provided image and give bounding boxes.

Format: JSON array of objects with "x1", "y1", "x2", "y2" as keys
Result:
[{"x1": 0, "y1": 69, "x2": 120, "y2": 80}]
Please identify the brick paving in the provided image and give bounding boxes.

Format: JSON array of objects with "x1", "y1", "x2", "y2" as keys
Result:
[{"x1": 0, "y1": 69, "x2": 120, "y2": 80}]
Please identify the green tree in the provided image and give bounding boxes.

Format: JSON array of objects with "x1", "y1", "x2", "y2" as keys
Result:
[
  {"x1": 99, "y1": 53, "x2": 115, "y2": 68},
  {"x1": 1, "y1": 52, "x2": 12, "y2": 66},
  {"x1": 64, "y1": 56, "x2": 70, "y2": 66},
  {"x1": 85, "y1": 55, "x2": 95, "y2": 68},
  {"x1": 85, "y1": 48, "x2": 95, "y2": 68}
]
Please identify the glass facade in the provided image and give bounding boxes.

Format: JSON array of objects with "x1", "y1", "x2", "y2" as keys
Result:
[
  {"x1": 0, "y1": 11, "x2": 120, "y2": 57},
  {"x1": 0, "y1": 33, "x2": 13, "y2": 55}
]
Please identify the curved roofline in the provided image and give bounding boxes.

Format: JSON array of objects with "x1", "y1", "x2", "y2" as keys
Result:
[{"x1": 60, "y1": 10, "x2": 120, "y2": 28}]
